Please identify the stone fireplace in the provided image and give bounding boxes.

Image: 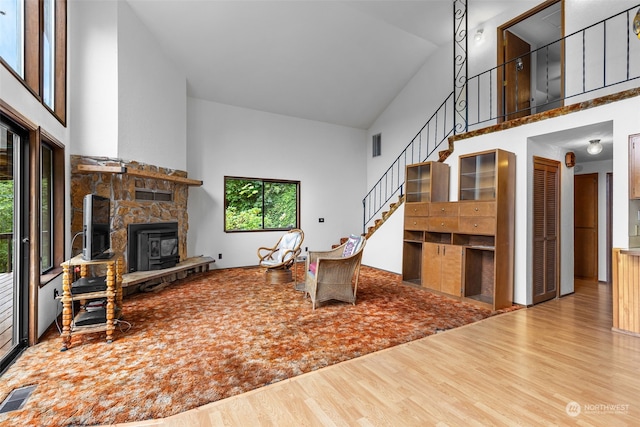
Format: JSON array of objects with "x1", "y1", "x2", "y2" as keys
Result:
[{"x1": 70, "y1": 155, "x2": 201, "y2": 273}]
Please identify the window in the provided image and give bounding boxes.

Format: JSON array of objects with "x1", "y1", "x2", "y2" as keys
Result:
[
  {"x1": 42, "y1": 0, "x2": 55, "y2": 108},
  {"x1": 40, "y1": 144, "x2": 52, "y2": 272},
  {"x1": 0, "y1": 0, "x2": 67, "y2": 123},
  {"x1": 38, "y1": 129, "x2": 64, "y2": 280},
  {"x1": 372, "y1": 133, "x2": 382, "y2": 157},
  {"x1": 0, "y1": 0, "x2": 24, "y2": 76},
  {"x1": 225, "y1": 177, "x2": 300, "y2": 232}
]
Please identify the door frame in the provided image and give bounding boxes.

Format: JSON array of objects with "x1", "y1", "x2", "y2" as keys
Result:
[{"x1": 497, "y1": 0, "x2": 565, "y2": 122}]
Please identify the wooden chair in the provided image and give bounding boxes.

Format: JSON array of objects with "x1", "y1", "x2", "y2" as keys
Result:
[
  {"x1": 257, "y1": 229, "x2": 304, "y2": 283},
  {"x1": 304, "y1": 235, "x2": 366, "y2": 309}
]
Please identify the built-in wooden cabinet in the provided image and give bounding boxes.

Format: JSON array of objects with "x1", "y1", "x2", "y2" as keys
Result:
[{"x1": 401, "y1": 149, "x2": 515, "y2": 310}]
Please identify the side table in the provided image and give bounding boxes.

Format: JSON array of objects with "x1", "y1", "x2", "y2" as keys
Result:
[{"x1": 59, "y1": 253, "x2": 123, "y2": 351}]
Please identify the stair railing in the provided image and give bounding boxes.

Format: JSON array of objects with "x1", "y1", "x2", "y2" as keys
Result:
[{"x1": 362, "y1": 92, "x2": 455, "y2": 232}]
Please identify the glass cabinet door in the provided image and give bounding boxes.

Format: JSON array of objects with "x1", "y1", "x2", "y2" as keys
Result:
[
  {"x1": 406, "y1": 163, "x2": 433, "y2": 203},
  {"x1": 459, "y1": 151, "x2": 496, "y2": 200}
]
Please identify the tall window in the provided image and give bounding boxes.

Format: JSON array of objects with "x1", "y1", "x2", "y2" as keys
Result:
[
  {"x1": 225, "y1": 177, "x2": 300, "y2": 232},
  {"x1": 42, "y1": 0, "x2": 55, "y2": 108},
  {"x1": 0, "y1": 0, "x2": 66, "y2": 123},
  {"x1": 0, "y1": 0, "x2": 24, "y2": 76},
  {"x1": 40, "y1": 144, "x2": 53, "y2": 272}
]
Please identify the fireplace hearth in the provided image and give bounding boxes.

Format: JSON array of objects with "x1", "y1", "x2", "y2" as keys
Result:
[{"x1": 128, "y1": 222, "x2": 179, "y2": 273}]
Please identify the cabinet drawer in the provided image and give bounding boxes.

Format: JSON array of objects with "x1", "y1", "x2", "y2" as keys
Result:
[
  {"x1": 405, "y1": 216, "x2": 429, "y2": 230},
  {"x1": 458, "y1": 217, "x2": 496, "y2": 235},
  {"x1": 429, "y1": 202, "x2": 459, "y2": 217},
  {"x1": 428, "y1": 216, "x2": 458, "y2": 232},
  {"x1": 405, "y1": 202, "x2": 430, "y2": 217},
  {"x1": 458, "y1": 201, "x2": 496, "y2": 217}
]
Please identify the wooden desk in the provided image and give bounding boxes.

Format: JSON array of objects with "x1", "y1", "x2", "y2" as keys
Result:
[{"x1": 59, "y1": 254, "x2": 123, "y2": 351}]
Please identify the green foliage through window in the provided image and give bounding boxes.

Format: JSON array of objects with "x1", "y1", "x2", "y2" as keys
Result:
[{"x1": 225, "y1": 177, "x2": 299, "y2": 232}]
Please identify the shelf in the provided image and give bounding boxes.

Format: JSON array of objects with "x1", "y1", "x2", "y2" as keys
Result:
[{"x1": 76, "y1": 164, "x2": 203, "y2": 186}]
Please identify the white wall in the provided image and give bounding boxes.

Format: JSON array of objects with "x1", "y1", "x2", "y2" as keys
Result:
[
  {"x1": 69, "y1": 0, "x2": 188, "y2": 170},
  {"x1": 117, "y1": 1, "x2": 187, "y2": 170},
  {"x1": 365, "y1": 42, "x2": 453, "y2": 188},
  {"x1": 68, "y1": 0, "x2": 119, "y2": 158},
  {"x1": 186, "y1": 98, "x2": 366, "y2": 268},
  {"x1": 564, "y1": 0, "x2": 640, "y2": 101}
]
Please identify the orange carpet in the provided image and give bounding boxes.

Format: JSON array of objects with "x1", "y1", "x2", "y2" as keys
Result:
[{"x1": 0, "y1": 265, "x2": 520, "y2": 426}]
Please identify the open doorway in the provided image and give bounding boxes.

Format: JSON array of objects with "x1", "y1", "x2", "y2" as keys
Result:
[{"x1": 497, "y1": 0, "x2": 563, "y2": 122}]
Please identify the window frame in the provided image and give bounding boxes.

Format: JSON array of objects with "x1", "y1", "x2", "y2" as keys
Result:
[
  {"x1": 0, "y1": 0, "x2": 67, "y2": 124},
  {"x1": 40, "y1": 142, "x2": 53, "y2": 273},
  {"x1": 38, "y1": 129, "x2": 64, "y2": 282},
  {"x1": 224, "y1": 176, "x2": 301, "y2": 233}
]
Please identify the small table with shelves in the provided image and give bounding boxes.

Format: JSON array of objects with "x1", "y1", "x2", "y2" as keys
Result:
[{"x1": 59, "y1": 253, "x2": 123, "y2": 351}]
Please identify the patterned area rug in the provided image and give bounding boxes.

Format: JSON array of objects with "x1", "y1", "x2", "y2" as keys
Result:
[{"x1": 0, "y1": 266, "x2": 520, "y2": 426}]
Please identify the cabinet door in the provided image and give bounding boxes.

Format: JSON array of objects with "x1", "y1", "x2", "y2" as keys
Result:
[
  {"x1": 440, "y1": 244, "x2": 462, "y2": 296},
  {"x1": 422, "y1": 243, "x2": 441, "y2": 291}
]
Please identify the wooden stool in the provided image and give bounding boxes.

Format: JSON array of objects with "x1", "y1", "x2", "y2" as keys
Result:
[{"x1": 265, "y1": 269, "x2": 292, "y2": 284}]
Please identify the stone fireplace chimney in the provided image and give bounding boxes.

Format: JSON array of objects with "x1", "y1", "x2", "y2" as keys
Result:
[{"x1": 70, "y1": 155, "x2": 202, "y2": 272}]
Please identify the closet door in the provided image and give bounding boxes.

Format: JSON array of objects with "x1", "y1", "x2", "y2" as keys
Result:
[
  {"x1": 574, "y1": 173, "x2": 598, "y2": 282},
  {"x1": 532, "y1": 157, "x2": 559, "y2": 304}
]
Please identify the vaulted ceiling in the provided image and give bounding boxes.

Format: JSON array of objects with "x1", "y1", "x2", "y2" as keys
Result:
[{"x1": 125, "y1": 0, "x2": 536, "y2": 129}]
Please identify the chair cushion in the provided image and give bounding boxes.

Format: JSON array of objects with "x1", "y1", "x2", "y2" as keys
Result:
[
  {"x1": 276, "y1": 232, "x2": 301, "y2": 262},
  {"x1": 342, "y1": 234, "x2": 363, "y2": 257}
]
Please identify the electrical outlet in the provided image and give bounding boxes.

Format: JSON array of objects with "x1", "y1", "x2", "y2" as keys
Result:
[
  {"x1": 53, "y1": 288, "x2": 59, "y2": 299},
  {"x1": 218, "y1": 253, "x2": 222, "y2": 260},
  {"x1": 318, "y1": 218, "x2": 324, "y2": 223},
  {"x1": 305, "y1": 246, "x2": 308, "y2": 252}
]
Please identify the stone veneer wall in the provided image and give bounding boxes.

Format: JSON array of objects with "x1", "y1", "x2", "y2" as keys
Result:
[{"x1": 70, "y1": 155, "x2": 190, "y2": 271}]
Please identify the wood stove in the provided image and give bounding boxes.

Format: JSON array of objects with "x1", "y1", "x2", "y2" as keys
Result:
[{"x1": 127, "y1": 222, "x2": 179, "y2": 272}]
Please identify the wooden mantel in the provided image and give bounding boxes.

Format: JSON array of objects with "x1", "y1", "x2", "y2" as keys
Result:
[{"x1": 76, "y1": 164, "x2": 203, "y2": 186}]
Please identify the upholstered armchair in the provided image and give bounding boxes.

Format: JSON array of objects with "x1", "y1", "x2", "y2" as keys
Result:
[
  {"x1": 305, "y1": 234, "x2": 366, "y2": 309},
  {"x1": 257, "y1": 229, "x2": 304, "y2": 283}
]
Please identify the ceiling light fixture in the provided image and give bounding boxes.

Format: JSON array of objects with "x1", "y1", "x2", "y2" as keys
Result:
[
  {"x1": 587, "y1": 139, "x2": 603, "y2": 155},
  {"x1": 634, "y1": 8, "x2": 640, "y2": 40}
]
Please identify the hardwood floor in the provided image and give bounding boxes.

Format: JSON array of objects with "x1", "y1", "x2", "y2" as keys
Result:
[
  {"x1": 110, "y1": 280, "x2": 640, "y2": 427},
  {"x1": 0, "y1": 273, "x2": 13, "y2": 361}
]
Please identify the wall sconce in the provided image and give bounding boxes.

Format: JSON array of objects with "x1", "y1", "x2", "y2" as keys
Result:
[
  {"x1": 634, "y1": 8, "x2": 640, "y2": 40},
  {"x1": 587, "y1": 139, "x2": 603, "y2": 155},
  {"x1": 474, "y1": 29, "x2": 484, "y2": 42},
  {"x1": 565, "y1": 152, "x2": 576, "y2": 168}
]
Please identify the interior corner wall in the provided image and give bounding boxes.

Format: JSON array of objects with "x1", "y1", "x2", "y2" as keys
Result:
[
  {"x1": 116, "y1": 1, "x2": 187, "y2": 171},
  {"x1": 68, "y1": 0, "x2": 119, "y2": 157},
  {"x1": 186, "y1": 98, "x2": 367, "y2": 269}
]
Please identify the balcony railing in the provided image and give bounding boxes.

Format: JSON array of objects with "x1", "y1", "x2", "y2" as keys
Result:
[{"x1": 363, "y1": 3, "x2": 640, "y2": 232}]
